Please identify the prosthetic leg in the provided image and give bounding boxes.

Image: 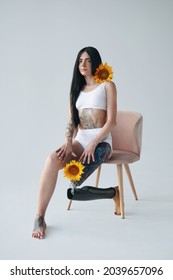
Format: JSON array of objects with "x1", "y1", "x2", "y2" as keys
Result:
[
  {"x1": 67, "y1": 142, "x2": 121, "y2": 215},
  {"x1": 67, "y1": 186, "x2": 120, "y2": 215},
  {"x1": 67, "y1": 186, "x2": 115, "y2": 201}
]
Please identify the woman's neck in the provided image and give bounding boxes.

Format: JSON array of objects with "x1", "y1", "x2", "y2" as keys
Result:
[{"x1": 84, "y1": 76, "x2": 96, "y2": 86}]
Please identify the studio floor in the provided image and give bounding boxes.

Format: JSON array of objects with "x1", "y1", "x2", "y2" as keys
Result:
[{"x1": 0, "y1": 163, "x2": 173, "y2": 260}]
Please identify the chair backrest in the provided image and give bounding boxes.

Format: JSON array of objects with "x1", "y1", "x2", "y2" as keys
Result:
[{"x1": 111, "y1": 111, "x2": 143, "y2": 157}]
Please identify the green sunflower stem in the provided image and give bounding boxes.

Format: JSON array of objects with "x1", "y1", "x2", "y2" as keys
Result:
[{"x1": 69, "y1": 181, "x2": 77, "y2": 195}]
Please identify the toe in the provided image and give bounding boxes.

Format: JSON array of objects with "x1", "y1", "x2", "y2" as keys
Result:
[{"x1": 37, "y1": 228, "x2": 45, "y2": 239}]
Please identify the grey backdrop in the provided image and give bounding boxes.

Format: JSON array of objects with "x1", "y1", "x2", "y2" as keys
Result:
[{"x1": 0, "y1": 0, "x2": 173, "y2": 260}]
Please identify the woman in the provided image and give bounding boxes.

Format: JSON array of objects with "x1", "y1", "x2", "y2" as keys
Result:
[{"x1": 32, "y1": 46, "x2": 120, "y2": 239}]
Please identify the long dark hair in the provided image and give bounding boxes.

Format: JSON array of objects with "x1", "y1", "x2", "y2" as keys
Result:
[{"x1": 70, "y1": 46, "x2": 102, "y2": 127}]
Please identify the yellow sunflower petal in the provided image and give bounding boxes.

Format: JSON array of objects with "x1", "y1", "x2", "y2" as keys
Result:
[
  {"x1": 94, "y1": 62, "x2": 113, "y2": 83},
  {"x1": 63, "y1": 160, "x2": 85, "y2": 182}
]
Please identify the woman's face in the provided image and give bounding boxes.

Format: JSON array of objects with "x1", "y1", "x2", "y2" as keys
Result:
[{"x1": 78, "y1": 51, "x2": 92, "y2": 77}]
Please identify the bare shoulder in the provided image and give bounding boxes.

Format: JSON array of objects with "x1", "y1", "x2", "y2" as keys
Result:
[{"x1": 105, "y1": 81, "x2": 117, "y2": 94}]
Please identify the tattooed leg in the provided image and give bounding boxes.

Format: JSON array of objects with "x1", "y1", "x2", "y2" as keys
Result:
[
  {"x1": 67, "y1": 142, "x2": 121, "y2": 214},
  {"x1": 75, "y1": 142, "x2": 111, "y2": 186},
  {"x1": 67, "y1": 142, "x2": 111, "y2": 192},
  {"x1": 32, "y1": 215, "x2": 47, "y2": 239}
]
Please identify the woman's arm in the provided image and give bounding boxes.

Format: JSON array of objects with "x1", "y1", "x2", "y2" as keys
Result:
[
  {"x1": 65, "y1": 116, "x2": 75, "y2": 144},
  {"x1": 56, "y1": 103, "x2": 77, "y2": 162},
  {"x1": 79, "y1": 81, "x2": 117, "y2": 163}
]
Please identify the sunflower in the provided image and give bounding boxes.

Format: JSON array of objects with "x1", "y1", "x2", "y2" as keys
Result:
[
  {"x1": 63, "y1": 160, "x2": 85, "y2": 182},
  {"x1": 94, "y1": 63, "x2": 113, "y2": 83}
]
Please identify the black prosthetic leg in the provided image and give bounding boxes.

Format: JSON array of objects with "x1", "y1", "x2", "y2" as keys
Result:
[
  {"x1": 67, "y1": 142, "x2": 114, "y2": 210},
  {"x1": 67, "y1": 186, "x2": 116, "y2": 201}
]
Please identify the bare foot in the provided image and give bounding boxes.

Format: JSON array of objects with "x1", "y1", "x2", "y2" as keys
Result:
[
  {"x1": 113, "y1": 186, "x2": 121, "y2": 215},
  {"x1": 32, "y1": 215, "x2": 47, "y2": 239}
]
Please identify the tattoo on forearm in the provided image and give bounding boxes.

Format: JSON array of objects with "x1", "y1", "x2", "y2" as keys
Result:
[{"x1": 65, "y1": 117, "x2": 75, "y2": 141}]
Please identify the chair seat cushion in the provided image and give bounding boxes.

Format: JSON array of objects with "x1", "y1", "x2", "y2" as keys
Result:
[{"x1": 106, "y1": 150, "x2": 140, "y2": 164}]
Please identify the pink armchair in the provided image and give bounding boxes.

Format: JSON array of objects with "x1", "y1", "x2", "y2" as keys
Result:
[{"x1": 95, "y1": 111, "x2": 143, "y2": 218}]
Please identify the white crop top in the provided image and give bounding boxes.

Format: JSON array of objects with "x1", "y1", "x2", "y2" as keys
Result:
[{"x1": 76, "y1": 82, "x2": 107, "y2": 110}]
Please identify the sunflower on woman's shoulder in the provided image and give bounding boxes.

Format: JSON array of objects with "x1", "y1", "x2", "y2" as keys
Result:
[{"x1": 94, "y1": 62, "x2": 113, "y2": 83}]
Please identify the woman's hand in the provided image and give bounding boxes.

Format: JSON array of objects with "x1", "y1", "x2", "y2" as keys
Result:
[
  {"x1": 79, "y1": 141, "x2": 97, "y2": 164},
  {"x1": 56, "y1": 142, "x2": 77, "y2": 162}
]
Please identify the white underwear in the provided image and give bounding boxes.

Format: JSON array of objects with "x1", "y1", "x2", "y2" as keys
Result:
[{"x1": 74, "y1": 128, "x2": 112, "y2": 150}]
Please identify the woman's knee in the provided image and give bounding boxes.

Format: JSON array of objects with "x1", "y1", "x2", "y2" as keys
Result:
[{"x1": 45, "y1": 151, "x2": 61, "y2": 168}]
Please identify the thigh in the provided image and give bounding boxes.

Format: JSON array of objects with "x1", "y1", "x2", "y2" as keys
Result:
[
  {"x1": 58, "y1": 140, "x2": 84, "y2": 169},
  {"x1": 71, "y1": 140, "x2": 84, "y2": 159},
  {"x1": 75, "y1": 142, "x2": 111, "y2": 186}
]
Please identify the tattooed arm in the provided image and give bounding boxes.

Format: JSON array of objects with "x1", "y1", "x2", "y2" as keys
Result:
[
  {"x1": 65, "y1": 117, "x2": 76, "y2": 143},
  {"x1": 56, "y1": 105, "x2": 77, "y2": 162}
]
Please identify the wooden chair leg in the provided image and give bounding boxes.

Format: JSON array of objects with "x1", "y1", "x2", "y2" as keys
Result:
[
  {"x1": 124, "y1": 164, "x2": 138, "y2": 200},
  {"x1": 67, "y1": 200, "x2": 72, "y2": 210},
  {"x1": 95, "y1": 166, "x2": 102, "y2": 187},
  {"x1": 117, "y1": 164, "x2": 125, "y2": 219}
]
